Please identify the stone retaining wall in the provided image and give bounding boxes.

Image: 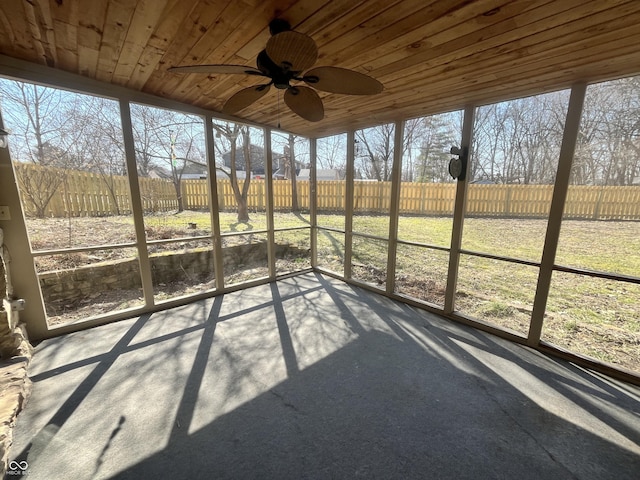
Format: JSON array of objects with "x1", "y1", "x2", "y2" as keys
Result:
[{"x1": 39, "y1": 242, "x2": 307, "y2": 309}]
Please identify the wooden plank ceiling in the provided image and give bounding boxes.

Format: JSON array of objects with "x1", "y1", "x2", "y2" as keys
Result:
[{"x1": 0, "y1": 0, "x2": 639, "y2": 137}]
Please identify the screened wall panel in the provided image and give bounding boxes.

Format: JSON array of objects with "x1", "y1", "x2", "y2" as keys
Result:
[
  {"x1": 543, "y1": 76, "x2": 640, "y2": 372},
  {"x1": 316, "y1": 230, "x2": 345, "y2": 274},
  {"x1": 222, "y1": 233, "x2": 269, "y2": 286},
  {"x1": 150, "y1": 240, "x2": 216, "y2": 301},
  {"x1": 1, "y1": 79, "x2": 146, "y2": 326},
  {"x1": 131, "y1": 103, "x2": 211, "y2": 238},
  {"x1": 395, "y1": 244, "x2": 448, "y2": 307},
  {"x1": 275, "y1": 230, "x2": 311, "y2": 275},
  {"x1": 544, "y1": 272, "x2": 640, "y2": 371},
  {"x1": 352, "y1": 124, "x2": 395, "y2": 237},
  {"x1": 213, "y1": 123, "x2": 268, "y2": 232},
  {"x1": 462, "y1": 91, "x2": 570, "y2": 262},
  {"x1": 316, "y1": 134, "x2": 347, "y2": 231},
  {"x1": 351, "y1": 236, "x2": 388, "y2": 289},
  {"x1": 397, "y1": 111, "x2": 462, "y2": 248},
  {"x1": 34, "y1": 248, "x2": 144, "y2": 326},
  {"x1": 271, "y1": 130, "x2": 311, "y2": 226},
  {"x1": 456, "y1": 255, "x2": 538, "y2": 336}
]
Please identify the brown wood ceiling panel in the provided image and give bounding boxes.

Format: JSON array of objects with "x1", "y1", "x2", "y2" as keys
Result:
[{"x1": 0, "y1": 0, "x2": 639, "y2": 138}]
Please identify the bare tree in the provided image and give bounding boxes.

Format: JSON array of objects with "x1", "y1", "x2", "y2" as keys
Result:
[
  {"x1": 212, "y1": 122, "x2": 253, "y2": 222},
  {"x1": 472, "y1": 92, "x2": 569, "y2": 184},
  {"x1": 317, "y1": 134, "x2": 346, "y2": 177},
  {"x1": 287, "y1": 134, "x2": 299, "y2": 211},
  {"x1": 131, "y1": 105, "x2": 206, "y2": 212},
  {"x1": 273, "y1": 131, "x2": 310, "y2": 212},
  {"x1": 400, "y1": 118, "x2": 422, "y2": 181},
  {"x1": 412, "y1": 114, "x2": 459, "y2": 183},
  {"x1": 584, "y1": 77, "x2": 640, "y2": 186},
  {"x1": 82, "y1": 97, "x2": 128, "y2": 214},
  {"x1": 355, "y1": 123, "x2": 395, "y2": 181},
  {"x1": 0, "y1": 80, "x2": 84, "y2": 216}
]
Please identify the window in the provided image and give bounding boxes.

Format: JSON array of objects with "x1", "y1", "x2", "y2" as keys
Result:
[
  {"x1": 457, "y1": 91, "x2": 570, "y2": 335},
  {"x1": 544, "y1": 77, "x2": 640, "y2": 370},
  {"x1": 395, "y1": 111, "x2": 462, "y2": 306},
  {"x1": 131, "y1": 104, "x2": 215, "y2": 302},
  {"x1": 1, "y1": 79, "x2": 144, "y2": 325}
]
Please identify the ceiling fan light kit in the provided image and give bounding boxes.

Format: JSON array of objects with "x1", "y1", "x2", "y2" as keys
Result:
[{"x1": 168, "y1": 19, "x2": 383, "y2": 122}]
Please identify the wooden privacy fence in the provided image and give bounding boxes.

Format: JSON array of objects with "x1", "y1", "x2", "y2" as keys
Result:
[{"x1": 12, "y1": 163, "x2": 640, "y2": 220}]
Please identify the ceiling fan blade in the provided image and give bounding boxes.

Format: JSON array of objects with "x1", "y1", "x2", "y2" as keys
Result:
[
  {"x1": 223, "y1": 84, "x2": 271, "y2": 114},
  {"x1": 266, "y1": 31, "x2": 318, "y2": 72},
  {"x1": 168, "y1": 64, "x2": 264, "y2": 76},
  {"x1": 284, "y1": 86, "x2": 324, "y2": 122},
  {"x1": 303, "y1": 67, "x2": 384, "y2": 95}
]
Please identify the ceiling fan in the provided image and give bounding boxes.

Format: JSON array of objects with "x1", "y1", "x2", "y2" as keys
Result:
[{"x1": 168, "y1": 19, "x2": 384, "y2": 122}]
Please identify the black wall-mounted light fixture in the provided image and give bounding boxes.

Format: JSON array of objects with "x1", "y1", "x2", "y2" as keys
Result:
[{"x1": 448, "y1": 145, "x2": 468, "y2": 181}]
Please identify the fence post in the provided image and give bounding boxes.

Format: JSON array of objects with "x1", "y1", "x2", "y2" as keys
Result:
[{"x1": 593, "y1": 187, "x2": 605, "y2": 220}]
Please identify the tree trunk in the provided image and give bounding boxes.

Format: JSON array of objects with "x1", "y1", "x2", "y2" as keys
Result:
[
  {"x1": 236, "y1": 195, "x2": 249, "y2": 222},
  {"x1": 174, "y1": 179, "x2": 184, "y2": 212},
  {"x1": 224, "y1": 126, "x2": 253, "y2": 223},
  {"x1": 238, "y1": 128, "x2": 253, "y2": 222},
  {"x1": 288, "y1": 134, "x2": 299, "y2": 212}
]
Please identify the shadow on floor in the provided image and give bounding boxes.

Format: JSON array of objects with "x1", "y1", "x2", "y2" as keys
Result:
[{"x1": 9, "y1": 273, "x2": 640, "y2": 480}]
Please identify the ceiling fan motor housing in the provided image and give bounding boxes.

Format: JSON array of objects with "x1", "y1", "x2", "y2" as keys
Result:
[{"x1": 256, "y1": 50, "x2": 292, "y2": 89}]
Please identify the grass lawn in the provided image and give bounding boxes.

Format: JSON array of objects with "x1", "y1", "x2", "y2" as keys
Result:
[{"x1": 25, "y1": 211, "x2": 639, "y2": 372}]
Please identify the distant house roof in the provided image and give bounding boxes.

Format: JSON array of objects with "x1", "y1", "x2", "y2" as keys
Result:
[
  {"x1": 147, "y1": 166, "x2": 171, "y2": 179},
  {"x1": 297, "y1": 169, "x2": 341, "y2": 181},
  {"x1": 181, "y1": 162, "x2": 208, "y2": 179},
  {"x1": 221, "y1": 144, "x2": 284, "y2": 175},
  {"x1": 222, "y1": 143, "x2": 305, "y2": 176},
  {"x1": 471, "y1": 179, "x2": 495, "y2": 184},
  {"x1": 146, "y1": 162, "x2": 207, "y2": 179}
]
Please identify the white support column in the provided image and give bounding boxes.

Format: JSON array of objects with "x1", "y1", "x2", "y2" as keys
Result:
[
  {"x1": 310, "y1": 137, "x2": 318, "y2": 269},
  {"x1": 528, "y1": 83, "x2": 587, "y2": 346},
  {"x1": 444, "y1": 105, "x2": 475, "y2": 314},
  {"x1": 205, "y1": 115, "x2": 225, "y2": 290},
  {"x1": 0, "y1": 112, "x2": 48, "y2": 340},
  {"x1": 119, "y1": 100, "x2": 154, "y2": 307},
  {"x1": 386, "y1": 121, "x2": 405, "y2": 294},
  {"x1": 344, "y1": 130, "x2": 356, "y2": 280},
  {"x1": 264, "y1": 128, "x2": 276, "y2": 279}
]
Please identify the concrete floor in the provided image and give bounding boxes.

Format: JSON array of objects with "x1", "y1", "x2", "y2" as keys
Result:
[{"x1": 8, "y1": 273, "x2": 640, "y2": 479}]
